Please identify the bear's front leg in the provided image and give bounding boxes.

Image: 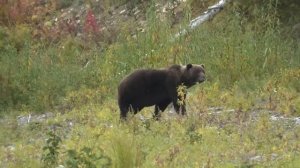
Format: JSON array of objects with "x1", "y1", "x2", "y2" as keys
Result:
[
  {"x1": 153, "y1": 99, "x2": 172, "y2": 119},
  {"x1": 175, "y1": 92, "x2": 187, "y2": 115},
  {"x1": 172, "y1": 99, "x2": 180, "y2": 114},
  {"x1": 167, "y1": 83, "x2": 186, "y2": 116},
  {"x1": 180, "y1": 100, "x2": 186, "y2": 115},
  {"x1": 172, "y1": 96, "x2": 185, "y2": 115},
  {"x1": 173, "y1": 99, "x2": 186, "y2": 115},
  {"x1": 180, "y1": 93, "x2": 187, "y2": 115}
]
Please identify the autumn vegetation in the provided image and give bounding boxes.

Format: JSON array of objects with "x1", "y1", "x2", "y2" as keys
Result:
[{"x1": 0, "y1": 0, "x2": 299, "y2": 167}]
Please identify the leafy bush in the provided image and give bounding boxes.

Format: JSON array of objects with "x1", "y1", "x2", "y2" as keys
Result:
[
  {"x1": 65, "y1": 147, "x2": 111, "y2": 168},
  {"x1": 42, "y1": 131, "x2": 62, "y2": 167}
]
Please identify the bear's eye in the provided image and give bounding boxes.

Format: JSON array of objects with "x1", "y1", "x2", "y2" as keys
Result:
[{"x1": 197, "y1": 69, "x2": 204, "y2": 74}]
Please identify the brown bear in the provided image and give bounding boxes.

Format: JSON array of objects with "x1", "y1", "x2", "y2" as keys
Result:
[{"x1": 118, "y1": 64, "x2": 205, "y2": 119}]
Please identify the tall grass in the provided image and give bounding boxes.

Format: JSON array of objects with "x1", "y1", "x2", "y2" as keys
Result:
[{"x1": 0, "y1": 0, "x2": 299, "y2": 114}]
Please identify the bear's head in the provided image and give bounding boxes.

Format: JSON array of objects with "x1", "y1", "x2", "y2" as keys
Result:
[{"x1": 182, "y1": 64, "x2": 206, "y2": 87}]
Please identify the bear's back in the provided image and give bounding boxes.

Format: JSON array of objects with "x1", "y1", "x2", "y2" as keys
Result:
[{"x1": 119, "y1": 69, "x2": 169, "y2": 92}]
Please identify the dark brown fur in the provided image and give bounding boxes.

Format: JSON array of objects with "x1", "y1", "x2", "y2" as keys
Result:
[{"x1": 118, "y1": 64, "x2": 205, "y2": 119}]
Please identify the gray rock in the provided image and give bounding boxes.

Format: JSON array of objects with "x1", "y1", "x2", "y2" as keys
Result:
[
  {"x1": 249, "y1": 155, "x2": 263, "y2": 162},
  {"x1": 17, "y1": 112, "x2": 54, "y2": 126}
]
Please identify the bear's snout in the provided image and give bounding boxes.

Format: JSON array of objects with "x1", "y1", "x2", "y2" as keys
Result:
[
  {"x1": 197, "y1": 72, "x2": 206, "y2": 83},
  {"x1": 198, "y1": 76, "x2": 206, "y2": 83}
]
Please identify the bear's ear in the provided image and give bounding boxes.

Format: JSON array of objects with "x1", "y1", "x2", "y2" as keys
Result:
[
  {"x1": 200, "y1": 64, "x2": 205, "y2": 69},
  {"x1": 187, "y1": 64, "x2": 193, "y2": 70}
]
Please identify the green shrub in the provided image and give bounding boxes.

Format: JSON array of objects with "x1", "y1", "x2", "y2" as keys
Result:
[
  {"x1": 42, "y1": 131, "x2": 62, "y2": 167},
  {"x1": 65, "y1": 147, "x2": 111, "y2": 168}
]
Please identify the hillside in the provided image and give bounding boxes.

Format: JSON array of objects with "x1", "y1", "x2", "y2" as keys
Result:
[{"x1": 0, "y1": 0, "x2": 300, "y2": 167}]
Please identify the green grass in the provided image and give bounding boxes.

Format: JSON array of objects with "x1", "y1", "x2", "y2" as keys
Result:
[
  {"x1": 0, "y1": 0, "x2": 300, "y2": 167},
  {"x1": 1, "y1": 101, "x2": 300, "y2": 167},
  {"x1": 1, "y1": 0, "x2": 299, "y2": 113}
]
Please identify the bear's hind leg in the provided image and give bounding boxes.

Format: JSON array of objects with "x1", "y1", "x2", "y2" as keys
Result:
[{"x1": 120, "y1": 105, "x2": 129, "y2": 120}]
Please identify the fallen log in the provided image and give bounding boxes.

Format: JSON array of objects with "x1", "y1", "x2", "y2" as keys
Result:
[{"x1": 175, "y1": 0, "x2": 229, "y2": 38}]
